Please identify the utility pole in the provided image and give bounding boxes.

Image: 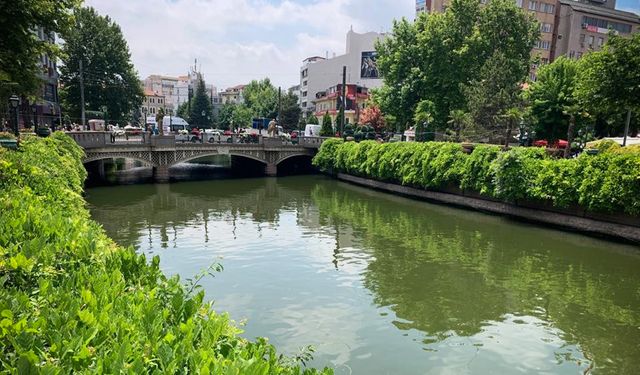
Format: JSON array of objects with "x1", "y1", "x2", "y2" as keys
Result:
[
  {"x1": 340, "y1": 65, "x2": 346, "y2": 136},
  {"x1": 278, "y1": 86, "x2": 282, "y2": 123},
  {"x1": 623, "y1": 108, "x2": 631, "y2": 147},
  {"x1": 79, "y1": 59, "x2": 86, "y2": 127}
]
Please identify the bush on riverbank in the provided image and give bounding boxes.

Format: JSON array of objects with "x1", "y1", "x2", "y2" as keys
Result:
[
  {"x1": 313, "y1": 139, "x2": 640, "y2": 215},
  {"x1": 0, "y1": 134, "x2": 331, "y2": 373}
]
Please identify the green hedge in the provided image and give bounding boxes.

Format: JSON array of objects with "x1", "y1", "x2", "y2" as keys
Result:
[
  {"x1": 313, "y1": 139, "x2": 640, "y2": 216},
  {"x1": 0, "y1": 134, "x2": 332, "y2": 374}
]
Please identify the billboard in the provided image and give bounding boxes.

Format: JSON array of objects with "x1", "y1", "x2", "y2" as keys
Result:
[{"x1": 361, "y1": 51, "x2": 380, "y2": 79}]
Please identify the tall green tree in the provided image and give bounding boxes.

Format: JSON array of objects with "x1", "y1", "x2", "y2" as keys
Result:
[
  {"x1": 464, "y1": 51, "x2": 523, "y2": 140},
  {"x1": 243, "y1": 78, "x2": 278, "y2": 119},
  {"x1": 526, "y1": 57, "x2": 579, "y2": 142},
  {"x1": 60, "y1": 7, "x2": 142, "y2": 124},
  {"x1": 320, "y1": 112, "x2": 333, "y2": 136},
  {"x1": 217, "y1": 102, "x2": 236, "y2": 130},
  {"x1": 0, "y1": 0, "x2": 80, "y2": 105},
  {"x1": 231, "y1": 104, "x2": 253, "y2": 129},
  {"x1": 279, "y1": 92, "x2": 301, "y2": 131},
  {"x1": 189, "y1": 76, "x2": 213, "y2": 128},
  {"x1": 576, "y1": 33, "x2": 640, "y2": 141},
  {"x1": 375, "y1": 0, "x2": 537, "y2": 132},
  {"x1": 306, "y1": 114, "x2": 319, "y2": 125}
]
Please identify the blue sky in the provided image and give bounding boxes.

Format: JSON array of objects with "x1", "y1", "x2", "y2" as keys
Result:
[{"x1": 86, "y1": 0, "x2": 638, "y2": 90}]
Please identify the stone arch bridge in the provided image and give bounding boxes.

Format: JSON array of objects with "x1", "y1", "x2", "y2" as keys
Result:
[{"x1": 68, "y1": 132, "x2": 325, "y2": 182}]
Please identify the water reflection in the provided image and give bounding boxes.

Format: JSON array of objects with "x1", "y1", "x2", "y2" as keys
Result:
[{"x1": 86, "y1": 176, "x2": 640, "y2": 374}]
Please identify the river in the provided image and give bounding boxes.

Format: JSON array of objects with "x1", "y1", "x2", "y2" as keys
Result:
[{"x1": 86, "y1": 175, "x2": 640, "y2": 374}]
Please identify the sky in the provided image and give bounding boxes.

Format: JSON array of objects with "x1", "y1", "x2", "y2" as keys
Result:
[
  {"x1": 84, "y1": 0, "x2": 415, "y2": 91},
  {"x1": 85, "y1": 0, "x2": 639, "y2": 91}
]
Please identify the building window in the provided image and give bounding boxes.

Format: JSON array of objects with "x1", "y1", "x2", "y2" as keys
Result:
[
  {"x1": 302, "y1": 101, "x2": 307, "y2": 107},
  {"x1": 303, "y1": 80, "x2": 308, "y2": 86},
  {"x1": 302, "y1": 91, "x2": 307, "y2": 97},
  {"x1": 529, "y1": 72, "x2": 537, "y2": 81},
  {"x1": 541, "y1": 57, "x2": 549, "y2": 64},
  {"x1": 597, "y1": 37, "x2": 604, "y2": 47},
  {"x1": 528, "y1": 1, "x2": 537, "y2": 11},
  {"x1": 534, "y1": 40, "x2": 550, "y2": 50},
  {"x1": 569, "y1": 51, "x2": 575, "y2": 58},
  {"x1": 582, "y1": 16, "x2": 632, "y2": 34},
  {"x1": 540, "y1": 23, "x2": 552, "y2": 33},
  {"x1": 541, "y1": 3, "x2": 554, "y2": 13},
  {"x1": 515, "y1": 0, "x2": 523, "y2": 7},
  {"x1": 587, "y1": 35, "x2": 594, "y2": 47}
]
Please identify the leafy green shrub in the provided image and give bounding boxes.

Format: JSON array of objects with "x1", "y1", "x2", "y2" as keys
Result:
[
  {"x1": 312, "y1": 138, "x2": 343, "y2": 172},
  {"x1": 460, "y1": 145, "x2": 501, "y2": 195},
  {"x1": 313, "y1": 139, "x2": 640, "y2": 216},
  {"x1": 585, "y1": 139, "x2": 621, "y2": 153},
  {"x1": 491, "y1": 147, "x2": 548, "y2": 202},
  {"x1": 0, "y1": 134, "x2": 332, "y2": 374}
]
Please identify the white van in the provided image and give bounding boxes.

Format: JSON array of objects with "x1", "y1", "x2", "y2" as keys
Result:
[{"x1": 304, "y1": 124, "x2": 322, "y2": 137}]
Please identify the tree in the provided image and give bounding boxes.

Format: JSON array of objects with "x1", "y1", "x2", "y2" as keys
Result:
[
  {"x1": 464, "y1": 51, "x2": 523, "y2": 141},
  {"x1": 359, "y1": 105, "x2": 386, "y2": 133},
  {"x1": 189, "y1": 76, "x2": 213, "y2": 128},
  {"x1": 447, "y1": 109, "x2": 471, "y2": 141},
  {"x1": 526, "y1": 57, "x2": 579, "y2": 142},
  {"x1": 243, "y1": 78, "x2": 278, "y2": 119},
  {"x1": 217, "y1": 102, "x2": 236, "y2": 130},
  {"x1": 375, "y1": 0, "x2": 537, "y2": 132},
  {"x1": 176, "y1": 101, "x2": 189, "y2": 120},
  {"x1": 0, "y1": 0, "x2": 80, "y2": 105},
  {"x1": 306, "y1": 114, "x2": 319, "y2": 125},
  {"x1": 320, "y1": 112, "x2": 333, "y2": 137},
  {"x1": 60, "y1": 7, "x2": 143, "y2": 124},
  {"x1": 576, "y1": 33, "x2": 640, "y2": 144},
  {"x1": 231, "y1": 104, "x2": 252, "y2": 129},
  {"x1": 413, "y1": 100, "x2": 435, "y2": 142},
  {"x1": 499, "y1": 107, "x2": 523, "y2": 148},
  {"x1": 279, "y1": 92, "x2": 301, "y2": 131}
]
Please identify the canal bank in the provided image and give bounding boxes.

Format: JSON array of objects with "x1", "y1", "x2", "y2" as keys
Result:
[
  {"x1": 313, "y1": 139, "x2": 640, "y2": 244},
  {"x1": 335, "y1": 173, "x2": 640, "y2": 243}
]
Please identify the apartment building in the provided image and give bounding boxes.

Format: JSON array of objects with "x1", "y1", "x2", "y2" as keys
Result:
[
  {"x1": 144, "y1": 69, "x2": 216, "y2": 114},
  {"x1": 415, "y1": 0, "x2": 639, "y2": 79},
  {"x1": 554, "y1": 0, "x2": 639, "y2": 59},
  {"x1": 313, "y1": 84, "x2": 370, "y2": 125},
  {"x1": 141, "y1": 90, "x2": 165, "y2": 116},
  {"x1": 299, "y1": 29, "x2": 385, "y2": 114},
  {"x1": 220, "y1": 85, "x2": 246, "y2": 104}
]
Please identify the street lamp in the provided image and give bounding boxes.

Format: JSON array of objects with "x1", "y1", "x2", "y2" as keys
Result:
[{"x1": 9, "y1": 95, "x2": 20, "y2": 137}]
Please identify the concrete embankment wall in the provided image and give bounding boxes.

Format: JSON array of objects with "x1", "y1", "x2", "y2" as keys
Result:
[{"x1": 335, "y1": 173, "x2": 640, "y2": 244}]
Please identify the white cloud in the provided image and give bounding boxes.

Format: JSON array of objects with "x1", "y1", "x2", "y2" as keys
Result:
[{"x1": 84, "y1": 0, "x2": 413, "y2": 90}]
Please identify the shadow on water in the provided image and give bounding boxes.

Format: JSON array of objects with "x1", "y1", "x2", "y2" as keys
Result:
[{"x1": 86, "y1": 176, "x2": 640, "y2": 374}]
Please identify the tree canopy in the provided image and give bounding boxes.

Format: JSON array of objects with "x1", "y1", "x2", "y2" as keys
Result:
[
  {"x1": 375, "y1": 0, "x2": 537, "y2": 131},
  {"x1": 526, "y1": 57, "x2": 579, "y2": 142},
  {"x1": 60, "y1": 7, "x2": 142, "y2": 124},
  {"x1": 279, "y1": 92, "x2": 301, "y2": 131},
  {"x1": 189, "y1": 76, "x2": 213, "y2": 128},
  {"x1": 0, "y1": 0, "x2": 81, "y2": 103},
  {"x1": 243, "y1": 78, "x2": 278, "y2": 120}
]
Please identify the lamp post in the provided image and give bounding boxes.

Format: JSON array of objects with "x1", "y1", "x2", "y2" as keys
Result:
[
  {"x1": 9, "y1": 95, "x2": 20, "y2": 137},
  {"x1": 201, "y1": 110, "x2": 205, "y2": 129},
  {"x1": 31, "y1": 104, "x2": 37, "y2": 130}
]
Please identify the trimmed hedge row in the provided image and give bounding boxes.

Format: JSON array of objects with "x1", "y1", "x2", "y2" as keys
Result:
[
  {"x1": 313, "y1": 139, "x2": 640, "y2": 216},
  {"x1": 0, "y1": 134, "x2": 331, "y2": 374}
]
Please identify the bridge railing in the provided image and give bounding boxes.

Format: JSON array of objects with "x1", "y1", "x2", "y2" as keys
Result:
[{"x1": 66, "y1": 131, "x2": 110, "y2": 148}]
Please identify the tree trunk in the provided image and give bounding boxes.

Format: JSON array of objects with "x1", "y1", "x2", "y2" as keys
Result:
[
  {"x1": 564, "y1": 114, "x2": 575, "y2": 158},
  {"x1": 504, "y1": 121, "x2": 512, "y2": 149}
]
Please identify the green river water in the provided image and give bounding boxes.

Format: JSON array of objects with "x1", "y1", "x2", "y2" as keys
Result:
[{"x1": 86, "y1": 175, "x2": 640, "y2": 374}]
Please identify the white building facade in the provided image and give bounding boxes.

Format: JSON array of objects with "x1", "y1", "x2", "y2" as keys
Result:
[{"x1": 299, "y1": 30, "x2": 385, "y2": 114}]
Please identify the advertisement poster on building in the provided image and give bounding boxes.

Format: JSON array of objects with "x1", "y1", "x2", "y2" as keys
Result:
[{"x1": 361, "y1": 51, "x2": 380, "y2": 78}]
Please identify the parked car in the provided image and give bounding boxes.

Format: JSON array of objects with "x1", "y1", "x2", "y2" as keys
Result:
[{"x1": 533, "y1": 139, "x2": 568, "y2": 149}]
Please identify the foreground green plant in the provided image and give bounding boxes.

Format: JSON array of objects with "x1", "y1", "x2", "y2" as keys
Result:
[
  {"x1": 0, "y1": 133, "x2": 332, "y2": 374},
  {"x1": 313, "y1": 140, "x2": 640, "y2": 216}
]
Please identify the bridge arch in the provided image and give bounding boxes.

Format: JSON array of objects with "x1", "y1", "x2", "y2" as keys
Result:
[
  {"x1": 275, "y1": 152, "x2": 314, "y2": 166},
  {"x1": 83, "y1": 155, "x2": 157, "y2": 168}
]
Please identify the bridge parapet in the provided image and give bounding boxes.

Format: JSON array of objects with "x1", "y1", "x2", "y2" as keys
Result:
[{"x1": 67, "y1": 131, "x2": 110, "y2": 148}]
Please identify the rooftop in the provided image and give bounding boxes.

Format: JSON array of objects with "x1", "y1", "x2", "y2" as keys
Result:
[{"x1": 559, "y1": 0, "x2": 640, "y2": 22}]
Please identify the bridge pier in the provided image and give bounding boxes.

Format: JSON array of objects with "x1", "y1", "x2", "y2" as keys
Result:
[
  {"x1": 153, "y1": 165, "x2": 170, "y2": 183},
  {"x1": 265, "y1": 163, "x2": 277, "y2": 177}
]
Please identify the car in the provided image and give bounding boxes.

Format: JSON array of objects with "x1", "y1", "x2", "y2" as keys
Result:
[
  {"x1": 533, "y1": 139, "x2": 568, "y2": 149},
  {"x1": 124, "y1": 125, "x2": 142, "y2": 135}
]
